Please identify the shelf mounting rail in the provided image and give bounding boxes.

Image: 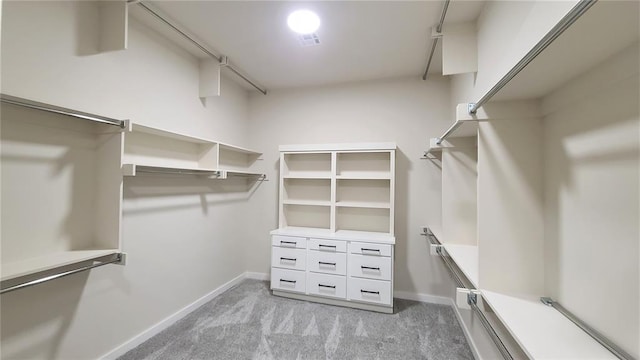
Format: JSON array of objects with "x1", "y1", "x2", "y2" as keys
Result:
[
  {"x1": 423, "y1": 228, "x2": 514, "y2": 360},
  {"x1": 467, "y1": 0, "x2": 597, "y2": 114},
  {"x1": 540, "y1": 298, "x2": 635, "y2": 360},
  {"x1": 422, "y1": 0, "x2": 450, "y2": 80},
  {"x1": 0, "y1": 253, "x2": 126, "y2": 295},
  {"x1": 131, "y1": 1, "x2": 267, "y2": 95},
  {"x1": 0, "y1": 94, "x2": 126, "y2": 128}
]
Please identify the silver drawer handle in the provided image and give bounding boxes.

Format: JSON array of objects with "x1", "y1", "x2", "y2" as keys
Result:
[
  {"x1": 280, "y1": 257, "x2": 296, "y2": 262},
  {"x1": 360, "y1": 289, "x2": 380, "y2": 295},
  {"x1": 318, "y1": 284, "x2": 336, "y2": 289},
  {"x1": 319, "y1": 244, "x2": 337, "y2": 250},
  {"x1": 361, "y1": 266, "x2": 380, "y2": 271},
  {"x1": 280, "y1": 279, "x2": 296, "y2": 284},
  {"x1": 280, "y1": 240, "x2": 297, "y2": 246},
  {"x1": 319, "y1": 261, "x2": 336, "y2": 266},
  {"x1": 361, "y1": 248, "x2": 381, "y2": 253}
]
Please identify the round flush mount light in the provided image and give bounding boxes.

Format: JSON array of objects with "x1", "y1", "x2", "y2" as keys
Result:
[{"x1": 287, "y1": 10, "x2": 320, "y2": 34}]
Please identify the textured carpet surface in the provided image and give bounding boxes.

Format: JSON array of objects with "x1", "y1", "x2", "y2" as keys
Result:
[{"x1": 119, "y1": 280, "x2": 473, "y2": 360}]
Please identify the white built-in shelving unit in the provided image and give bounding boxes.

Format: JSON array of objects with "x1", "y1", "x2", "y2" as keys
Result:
[
  {"x1": 0, "y1": 95, "x2": 265, "y2": 291},
  {"x1": 272, "y1": 143, "x2": 396, "y2": 313},
  {"x1": 425, "y1": 1, "x2": 638, "y2": 359}
]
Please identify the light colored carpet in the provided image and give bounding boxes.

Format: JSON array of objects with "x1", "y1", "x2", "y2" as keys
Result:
[{"x1": 119, "y1": 280, "x2": 473, "y2": 360}]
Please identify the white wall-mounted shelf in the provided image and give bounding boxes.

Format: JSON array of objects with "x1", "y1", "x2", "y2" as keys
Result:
[
  {"x1": 481, "y1": 291, "x2": 617, "y2": 360},
  {"x1": 335, "y1": 201, "x2": 391, "y2": 209},
  {"x1": 282, "y1": 200, "x2": 331, "y2": 206},
  {"x1": 124, "y1": 122, "x2": 264, "y2": 180},
  {"x1": 271, "y1": 227, "x2": 395, "y2": 245},
  {"x1": 1, "y1": 249, "x2": 120, "y2": 281}
]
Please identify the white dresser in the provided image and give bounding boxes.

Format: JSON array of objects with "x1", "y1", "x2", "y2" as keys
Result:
[{"x1": 270, "y1": 143, "x2": 396, "y2": 313}]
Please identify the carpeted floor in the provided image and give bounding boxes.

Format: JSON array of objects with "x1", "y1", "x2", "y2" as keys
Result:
[{"x1": 119, "y1": 280, "x2": 473, "y2": 360}]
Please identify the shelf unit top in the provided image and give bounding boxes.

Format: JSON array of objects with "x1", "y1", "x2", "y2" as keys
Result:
[
  {"x1": 481, "y1": 290, "x2": 617, "y2": 360},
  {"x1": 1, "y1": 249, "x2": 119, "y2": 281},
  {"x1": 271, "y1": 227, "x2": 395, "y2": 244},
  {"x1": 335, "y1": 201, "x2": 391, "y2": 209},
  {"x1": 280, "y1": 142, "x2": 397, "y2": 152}
]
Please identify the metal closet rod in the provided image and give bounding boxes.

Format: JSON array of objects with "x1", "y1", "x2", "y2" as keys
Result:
[
  {"x1": 435, "y1": 119, "x2": 464, "y2": 145},
  {"x1": 0, "y1": 253, "x2": 124, "y2": 295},
  {"x1": 0, "y1": 94, "x2": 126, "y2": 128},
  {"x1": 425, "y1": 229, "x2": 514, "y2": 360},
  {"x1": 132, "y1": 1, "x2": 268, "y2": 95},
  {"x1": 422, "y1": 0, "x2": 450, "y2": 80},
  {"x1": 468, "y1": 0, "x2": 597, "y2": 114},
  {"x1": 540, "y1": 298, "x2": 635, "y2": 360}
]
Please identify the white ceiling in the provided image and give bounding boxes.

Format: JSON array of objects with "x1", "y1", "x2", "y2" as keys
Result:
[{"x1": 137, "y1": 1, "x2": 485, "y2": 92}]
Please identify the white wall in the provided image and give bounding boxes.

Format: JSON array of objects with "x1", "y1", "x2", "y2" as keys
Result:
[
  {"x1": 1, "y1": 2, "x2": 255, "y2": 359},
  {"x1": 246, "y1": 77, "x2": 455, "y2": 297},
  {"x1": 542, "y1": 42, "x2": 639, "y2": 358}
]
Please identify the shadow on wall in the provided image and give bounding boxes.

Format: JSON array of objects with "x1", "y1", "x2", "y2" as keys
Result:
[
  {"x1": 122, "y1": 176, "x2": 265, "y2": 216},
  {"x1": 392, "y1": 148, "x2": 414, "y2": 292}
]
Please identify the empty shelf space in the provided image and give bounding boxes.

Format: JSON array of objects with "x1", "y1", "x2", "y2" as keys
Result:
[
  {"x1": 336, "y1": 207, "x2": 390, "y2": 234},
  {"x1": 337, "y1": 178, "x2": 390, "y2": 204},
  {"x1": 442, "y1": 244, "x2": 479, "y2": 288},
  {"x1": 480, "y1": 290, "x2": 617, "y2": 360},
  {"x1": 217, "y1": 142, "x2": 262, "y2": 156},
  {"x1": 283, "y1": 153, "x2": 332, "y2": 178},
  {"x1": 337, "y1": 152, "x2": 391, "y2": 178},
  {"x1": 1, "y1": 249, "x2": 119, "y2": 281},
  {"x1": 128, "y1": 123, "x2": 214, "y2": 144},
  {"x1": 283, "y1": 204, "x2": 331, "y2": 230},
  {"x1": 284, "y1": 178, "x2": 331, "y2": 203}
]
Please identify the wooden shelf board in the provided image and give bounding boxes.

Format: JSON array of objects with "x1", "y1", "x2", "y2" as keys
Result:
[
  {"x1": 284, "y1": 173, "x2": 332, "y2": 179},
  {"x1": 130, "y1": 123, "x2": 214, "y2": 144},
  {"x1": 271, "y1": 227, "x2": 395, "y2": 245},
  {"x1": 218, "y1": 142, "x2": 262, "y2": 156},
  {"x1": 280, "y1": 142, "x2": 396, "y2": 152},
  {"x1": 336, "y1": 173, "x2": 391, "y2": 180},
  {"x1": 283, "y1": 199, "x2": 331, "y2": 206},
  {"x1": 481, "y1": 290, "x2": 617, "y2": 360},
  {"x1": 1, "y1": 249, "x2": 119, "y2": 281},
  {"x1": 443, "y1": 244, "x2": 479, "y2": 288},
  {"x1": 335, "y1": 201, "x2": 391, "y2": 209}
]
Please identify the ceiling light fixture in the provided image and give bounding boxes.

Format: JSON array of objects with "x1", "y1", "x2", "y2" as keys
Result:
[{"x1": 287, "y1": 10, "x2": 320, "y2": 34}]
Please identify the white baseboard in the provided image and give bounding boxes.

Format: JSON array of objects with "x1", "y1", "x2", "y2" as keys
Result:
[
  {"x1": 393, "y1": 290, "x2": 452, "y2": 305},
  {"x1": 394, "y1": 290, "x2": 481, "y2": 360},
  {"x1": 244, "y1": 272, "x2": 270, "y2": 281},
  {"x1": 100, "y1": 272, "x2": 247, "y2": 360}
]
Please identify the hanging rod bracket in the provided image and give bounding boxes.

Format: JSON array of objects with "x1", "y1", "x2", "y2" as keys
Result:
[
  {"x1": 468, "y1": 291, "x2": 478, "y2": 305},
  {"x1": 220, "y1": 55, "x2": 229, "y2": 67},
  {"x1": 115, "y1": 252, "x2": 127, "y2": 266},
  {"x1": 467, "y1": 103, "x2": 477, "y2": 115},
  {"x1": 431, "y1": 27, "x2": 444, "y2": 38},
  {"x1": 540, "y1": 297, "x2": 554, "y2": 306}
]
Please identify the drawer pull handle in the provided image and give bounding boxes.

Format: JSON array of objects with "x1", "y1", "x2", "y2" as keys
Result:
[
  {"x1": 361, "y1": 248, "x2": 381, "y2": 253},
  {"x1": 319, "y1": 244, "x2": 337, "y2": 250},
  {"x1": 280, "y1": 279, "x2": 296, "y2": 284},
  {"x1": 361, "y1": 266, "x2": 380, "y2": 271},
  {"x1": 318, "y1": 284, "x2": 336, "y2": 289},
  {"x1": 280, "y1": 257, "x2": 297, "y2": 262},
  {"x1": 280, "y1": 241, "x2": 297, "y2": 246},
  {"x1": 360, "y1": 289, "x2": 380, "y2": 295},
  {"x1": 319, "y1": 261, "x2": 337, "y2": 266}
]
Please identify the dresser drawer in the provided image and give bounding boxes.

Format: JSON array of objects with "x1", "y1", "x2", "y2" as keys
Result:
[
  {"x1": 272, "y1": 235, "x2": 307, "y2": 249},
  {"x1": 271, "y1": 268, "x2": 305, "y2": 294},
  {"x1": 308, "y1": 238, "x2": 347, "y2": 253},
  {"x1": 348, "y1": 254, "x2": 392, "y2": 281},
  {"x1": 271, "y1": 247, "x2": 306, "y2": 271},
  {"x1": 308, "y1": 251, "x2": 347, "y2": 275},
  {"x1": 348, "y1": 277, "x2": 392, "y2": 306},
  {"x1": 349, "y1": 242, "x2": 392, "y2": 257},
  {"x1": 307, "y1": 272, "x2": 347, "y2": 299}
]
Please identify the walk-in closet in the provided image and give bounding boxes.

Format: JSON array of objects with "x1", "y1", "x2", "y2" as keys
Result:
[{"x1": 1, "y1": 1, "x2": 638, "y2": 359}]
